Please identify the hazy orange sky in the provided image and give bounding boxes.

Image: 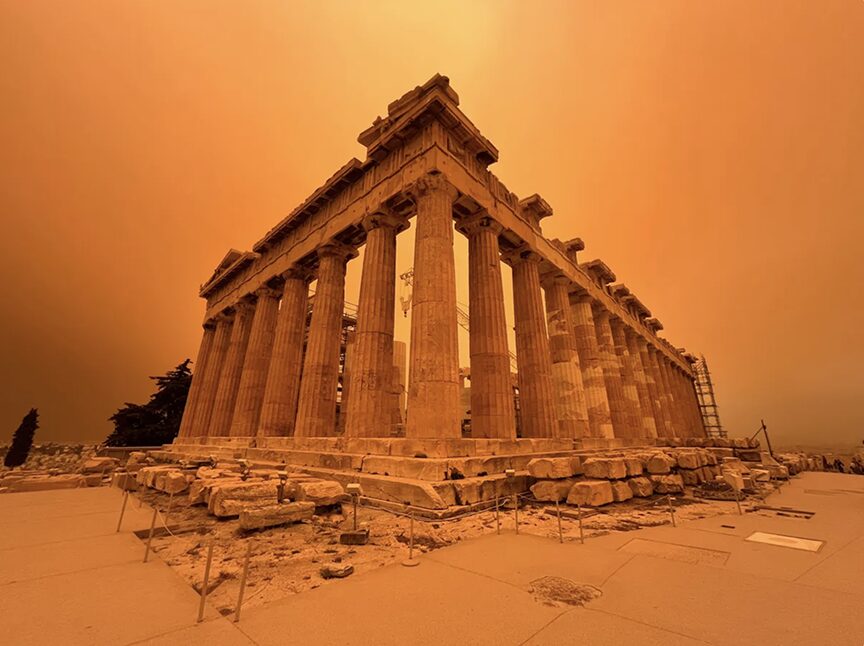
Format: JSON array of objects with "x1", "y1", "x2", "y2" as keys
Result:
[{"x1": 1, "y1": 1, "x2": 862, "y2": 448}]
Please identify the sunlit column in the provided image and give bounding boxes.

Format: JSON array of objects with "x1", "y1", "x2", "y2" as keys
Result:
[
  {"x1": 191, "y1": 312, "x2": 233, "y2": 437},
  {"x1": 209, "y1": 300, "x2": 255, "y2": 437},
  {"x1": 177, "y1": 321, "x2": 216, "y2": 439}
]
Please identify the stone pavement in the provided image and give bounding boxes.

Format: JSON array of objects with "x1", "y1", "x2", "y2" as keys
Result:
[{"x1": 1, "y1": 472, "x2": 863, "y2": 645}]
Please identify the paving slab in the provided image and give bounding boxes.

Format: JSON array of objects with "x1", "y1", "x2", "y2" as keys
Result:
[
  {"x1": 524, "y1": 607, "x2": 710, "y2": 645},
  {"x1": 237, "y1": 556, "x2": 565, "y2": 646},
  {"x1": 592, "y1": 554, "x2": 864, "y2": 645}
]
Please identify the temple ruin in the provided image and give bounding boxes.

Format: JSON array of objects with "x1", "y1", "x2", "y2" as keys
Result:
[{"x1": 166, "y1": 75, "x2": 710, "y2": 509}]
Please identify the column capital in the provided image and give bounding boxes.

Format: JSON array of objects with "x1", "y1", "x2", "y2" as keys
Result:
[
  {"x1": 280, "y1": 265, "x2": 314, "y2": 283},
  {"x1": 361, "y1": 210, "x2": 410, "y2": 234},
  {"x1": 213, "y1": 309, "x2": 234, "y2": 324},
  {"x1": 255, "y1": 285, "x2": 282, "y2": 300},
  {"x1": 591, "y1": 303, "x2": 611, "y2": 323},
  {"x1": 404, "y1": 172, "x2": 458, "y2": 203},
  {"x1": 455, "y1": 213, "x2": 504, "y2": 238},
  {"x1": 501, "y1": 244, "x2": 542, "y2": 267},
  {"x1": 539, "y1": 271, "x2": 571, "y2": 290},
  {"x1": 317, "y1": 241, "x2": 359, "y2": 262}
]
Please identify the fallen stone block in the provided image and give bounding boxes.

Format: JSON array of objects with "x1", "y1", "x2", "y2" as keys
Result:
[
  {"x1": 320, "y1": 563, "x2": 354, "y2": 579},
  {"x1": 209, "y1": 482, "x2": 280, "y2": 517},
  {"x1": 80, "y1": 457, "x2": 119, "y2": 474},
  {"x1": 527, "y1": 457, "x2": 582, "y2": 479},
  {"x1": 628, "y1": 477, "x2": 654, "y2": 497},
  {"x1": 676, "y1": 452, "x2": 702, "y2": 470},
  {"x1": 9, "y1": 474, "x2": 85, "y2": 492},
  {"x1": 530, "y1": 478, "x2": 578, "y2": 502},
  {"x1": 297, "y1": 480, "x2": 344, "y2": 506},
  {"x1": 162, "y1": 471, "x2": 189, "y2": 494},
  {"x1": 650, "y1": 474, "x2": 684, "y2": 494},
  {"x1": 624, "y1": 458, "x2": 644, "y2": 477},
  {"x1": 646, "y1": 453, "x2": 675, "y2": 475},
  {"x1": 566, "y1": 480, "x2": 614, "y2": 507},
  {"x1": 112, "y1": 471, "x2": 139, "y2": 491},
  {"x1": 610, "y1": 481, "x2": 633, "y2": 502},
  {"x1": 678, "y1": 469, "x2": 696, "y2": 486},
  {"x1": 238, "y1": 501, "x2": 315, "y2": 530},
  {"x1": 83, "y1": 473, "x2": 104, "y2": 487},
  {"x1": 583, "y1": 458, "x2": 627, "y2": 480}
]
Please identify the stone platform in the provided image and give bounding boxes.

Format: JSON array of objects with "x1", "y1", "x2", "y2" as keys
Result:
[{"x1": 152, "y1": 436, "x2": 723, "y2": 512}]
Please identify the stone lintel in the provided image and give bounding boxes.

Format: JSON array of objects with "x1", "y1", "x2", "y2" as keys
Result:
[
  {"x1": 580, "y1": 259, "x2": 616, "y2": 286},
  {"x1": 645, "y1": 317, "x2": 664, "y2": 333},
  {"x1": 518, "y1": 194, "x2": 553, "y2": 229}
]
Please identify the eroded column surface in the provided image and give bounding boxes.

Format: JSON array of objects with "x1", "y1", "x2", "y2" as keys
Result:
[
  {"x1": 610, "y1": 318, "x2": 646, "y2": 438},
  {"x1": 509, "y1": 250, "x2": 557, "y2": 438},
  {"x1": 457, "y1": 214, "x2": 515, "y2": 440},
  {"x1": 543, "y1": 278, "x2": 590, "y2": 438},
  {"x1": 647, "y1": 346, "x2": 674, "y2": 436},
  {"x1": 570, "y1": 295, "x2": 614, "y2": 438},
  {"x1": 656, "y1": 353, "x2": 682, "y2": 437},
  {"x1": 405, "y1": 175, "x2": 461, "y2": 439},
  {"x1": 625, "y1": 329, "x2": 659, "y2": 438},
  {"x1": 230, "y1": 287, "x2": 281, "y2": 437},
  {"x1": 636, "y1": 337, "x2": 666, "y2": 436},
  {"x1": 209, "y1": 300, "x2": 254, "y2": 437},
  {"x1": 258, "y1": 269, "x2": 310, "y2": 437},
  {"x1": 683, "y1": 373, "x2": 707, "y2": 437},
  {"x1": 295, "y1": 243, "x2": 356, "y2": 437},
  {"x1": 177, "y1": 322, "x2": 216, "y2": 438},
  {"x1": 593, "y1": 306, "x2": 634, "y2": 438},
  {"x1": 191, "y1": 313, "x2": 233, "y2": 437},
  {"x1": 345, "y1": 212, "x2": 406, "y2": 438}
]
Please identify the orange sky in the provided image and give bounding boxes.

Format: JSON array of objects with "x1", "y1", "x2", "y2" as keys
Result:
[{"x1": 1, "y1": 1, "x2": 862, "y2": 448}]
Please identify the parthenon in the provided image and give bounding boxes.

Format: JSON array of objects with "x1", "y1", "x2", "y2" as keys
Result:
[{"x1": 170, "y1": 75, "x2": 707, "y2": 506}]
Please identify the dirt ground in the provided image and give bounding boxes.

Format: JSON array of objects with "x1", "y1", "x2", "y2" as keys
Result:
[{"x1": 134, "y1": 487, "x2": 766, "y2": 617}]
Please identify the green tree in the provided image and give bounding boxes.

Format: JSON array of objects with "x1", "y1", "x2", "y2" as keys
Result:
[
  {"x1": 105, "y1": 360, "x2": 192, "y2": 447},
  {"x1": 4, "y1": 408, "x2": 39, "y2": 468}
]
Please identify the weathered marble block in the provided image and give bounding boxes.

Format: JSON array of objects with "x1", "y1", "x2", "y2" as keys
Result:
[
  {"x1": 566, "y1": 480, "x2": 614, "y2": 507},
  {"x1": 239, "y1": 501, "x2": 315, "y2": 530}
]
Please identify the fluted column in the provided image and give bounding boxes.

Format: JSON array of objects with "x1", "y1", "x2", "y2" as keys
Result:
[
  {"x1": 177, "y1": 322, "x2": 216, "y2": 438},
  {"x1": 543, "y1": 277, "x2": 590, "y2": 438},
  {"x1": 191, "y1": 313, "x2": 233, "y2": 437},
  {"x1": 647, "y1": 346, "x2": 674, "y2": 436},
  {"x1": 508, "y1": 249, "x2": 557, "y2": 438},
  {"x1": 656, "y1": 353, "x2": 682, "y2": 437},
  {"x1": 673, "y1": 367, "x2": 697, "y2": 437},
  {"x1": 295, "y1": 243, "x2": 356, "y2": 437},
  {"x1": 457, "y1": 214, "x2": 515, "y2": 440},
  {"x1": 593, "y1": 306, "x2": 634, "y2": 438},
  {"x1": 609, "y1": 318, "x2": 646, "y2": 438},
  {"x1": 636, "y1": 337, "x2": 666, "y2": 436},
  {"x1": 405, "y1": 175, "x2": 461, "y2": 439},
  {"x1": 209, "y1": 300, "x2": 255, "y2": 437},
  {"x1": 570, "y1": 295, "x2": 614, "y2": 438},
  {"x1": 258, "y1": 269, "x2": 311, "y2": 437},
  {"x1": 626, "y1": 330, "x2": 659, "y2": 438},
  {"x1": 345, "y1": 212, "x2": 406, "y2": 438},
  {"x1": 229, "y1": 286, "x2": 281, "y2": 437}
]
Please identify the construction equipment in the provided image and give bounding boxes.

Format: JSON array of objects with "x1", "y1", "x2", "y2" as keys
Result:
[{"x1": 693, "y1": 355, "x2": 725, "y2": 438}]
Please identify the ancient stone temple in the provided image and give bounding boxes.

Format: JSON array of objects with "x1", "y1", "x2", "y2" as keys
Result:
[{"x1": 167, "y1": 75, "x2": 707, "y2": 508}]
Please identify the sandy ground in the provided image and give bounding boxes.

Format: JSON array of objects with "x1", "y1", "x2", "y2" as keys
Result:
[{"x1": 134, "y1": 486, "x2": 773, "y2": 617}]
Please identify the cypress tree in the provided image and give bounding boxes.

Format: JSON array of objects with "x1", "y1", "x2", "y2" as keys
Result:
[{"x1": 4, "y1": 408, "x2": 39, "y2": 468}]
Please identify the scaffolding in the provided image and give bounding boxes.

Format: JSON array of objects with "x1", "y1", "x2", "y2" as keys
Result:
[{"x1": 693, "y1": 355, "x2": 725, "y2": 438}]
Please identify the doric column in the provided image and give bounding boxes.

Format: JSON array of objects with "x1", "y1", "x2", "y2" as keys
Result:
[
  {"x1": 543, "y1": 277, "x2": 590, "y2": 438},
  {"x1": 507, "y1": 248, "x2": 557, "y2": 438},
  {"x1": 656, "y1": 353, "x2": 682, "y2": 437},
  {"x1": 609, "y1": 318, "x2": 646, "y2": 438},
  {"x1": 636, "y1": 336, "x2": 666, "y2": 436},
  {"x1": 258, "y1": 269, "x2": 311, "y2": 437},
  {"x1": 456, "y1": 214, "x2": 515, "y2": 440},
  {"x1": 209, "y1": 300, "x2": 255, "y2": 437},
  {"x1": 191, "y1": 312, "x2": 233, "y2": 437},
  {"x1": 570, "y1": 294, "x2": 614, "y2": 438},
  {"x1": 229, "y1": 286, "x2": 281, "y2": 437},
  {"x1": 673, "y1": 366, "x2": 697, "y2": 437},
  {"x1": 405, "y1": 175, "x2": 461, "y2": 439},
  {"x1": 295, "y1": 243, "x2": 356, "y2": 437},
  {"x1": 647, "y1": 346, "x2": 675, "y2": 436},
  {"x1": 345, "y1": 212, "x2": 407, "y2": 438},
  {"x1": 625, "y1": 329, "x2": 659, "y2": 438},
  {"x1": 593, "y1": 306, "x2": 634, "y2": 438},
  {"x1": 177, "y1": 322, "x2": 216, "y2": 438}
]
